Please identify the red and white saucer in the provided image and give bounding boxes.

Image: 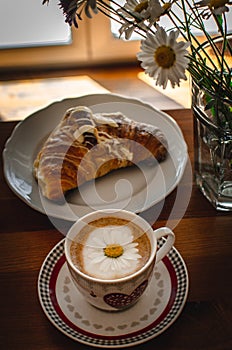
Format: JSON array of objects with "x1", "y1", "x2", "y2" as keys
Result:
[{"x1": 38, "y1": 238, "x2": 189, "y2": 348}]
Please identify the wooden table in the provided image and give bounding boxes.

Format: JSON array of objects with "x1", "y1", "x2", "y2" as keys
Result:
[{"x1": 0, "y1": 109, "x2": 232, "y2": 350}]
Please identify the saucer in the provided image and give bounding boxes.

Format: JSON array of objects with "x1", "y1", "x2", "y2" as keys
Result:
[{"x1": 38, "y1": 239, "x2": 189, "y2": 348}]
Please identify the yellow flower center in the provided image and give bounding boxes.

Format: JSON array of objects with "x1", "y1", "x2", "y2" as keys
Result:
[
  {"x1": 210, "y1": 0, "x2": 228, "y2": 8},
  {"x1": 134, "y1": 1, "x2": 148, "y2": 13},
  {"x1": 104, "y1": 244, "x2": 124, "y2": 258},
  {"x1": 154, "y1": 45, "x2": 176, "y2": 68},
  {"x1": 162, "y1": 3, "x2": 172, "y2": 13}
]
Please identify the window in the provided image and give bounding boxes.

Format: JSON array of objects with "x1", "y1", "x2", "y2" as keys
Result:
[
  {"x1": 0, "y1": 0, "x2": 70, "y2": 49},
  {"x1": 0, "y1": 2, "x2": 231, "y2": 69},
  {"x1": 0, "y1": 1, "x2": 89, "y2": 69}
]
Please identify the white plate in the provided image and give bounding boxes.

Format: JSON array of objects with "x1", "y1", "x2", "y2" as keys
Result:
[
  {"x1": 38, "y1": 238, "x2": 189, "y2": 348},
  {"x1": 3, "y1": 93, "x2": 188, "y2": 221}
]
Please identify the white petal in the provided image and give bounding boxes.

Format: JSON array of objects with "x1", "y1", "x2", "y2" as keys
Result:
[
  {"x1": 109, "y1": 226, "x2": 133, "y2": 245},
  {"x1": 111, "y1": 258, "x2": 123, "y2": 270},
  {"x1": 103, "y1": 228, "x2": 113, "y2": 245},
  {"x1": 99, "y1": 258, "x2": 112, "y2": 272},
  {"x1": 91, "y1": 254, "x2": 107, "y2": 264},
  {"x1": 125, "y1": 26, "x2": 135, "y2": 40},
  {"x1": 90, "y1": 236, "x2": 106, "y2": 248},
  {"x1": 168, "y1": 29, "x2": 179, "y2": 47},
  {"x1": 124, "y1": 252, "x2": 141, "y2": 260}
]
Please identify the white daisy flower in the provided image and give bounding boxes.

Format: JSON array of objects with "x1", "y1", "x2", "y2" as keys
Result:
[
  {"x1": 195, "y1": 0, "x2": 230, "y2": 18},
  {"x1": 82, "y1": 225, "x2": 142, "y2": 279},
  {"x1": 137, "y1": 25, "x2": 190, "y2": 89},
  {"x1": 118, "y1": 0, "x2": 149, "y2": 39},
  {"x1": 148, "y1": 0, "x2": 172, "y2": 22},
  {"x1": 118, "y1": 0, "x2": 150, "y2": 21},
  {"x1": 118, "y1": 0, "x2": 168, "y2": 39}
]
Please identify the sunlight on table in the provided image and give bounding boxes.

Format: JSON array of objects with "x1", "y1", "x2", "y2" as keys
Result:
[
  {"x1": 138, "y1": 72, "x2": 191, "y2": 109},
  {"x1": 0, "y1": 75, "x2": 108, "y2": 121}
]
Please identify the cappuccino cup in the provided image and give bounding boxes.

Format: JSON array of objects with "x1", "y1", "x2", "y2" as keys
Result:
[{"x1": 65, "y1": 209, "x2": 175, "y2": 311}]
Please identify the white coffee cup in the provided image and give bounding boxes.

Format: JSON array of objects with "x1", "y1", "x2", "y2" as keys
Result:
[{"x1": 65, "y1": 209, "x2": 175, "y2": 311}]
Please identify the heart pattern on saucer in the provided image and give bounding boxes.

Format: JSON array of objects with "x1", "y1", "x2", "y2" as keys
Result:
[{"x1": 103, "y1": 280, "x2": 148, "y2": 309}]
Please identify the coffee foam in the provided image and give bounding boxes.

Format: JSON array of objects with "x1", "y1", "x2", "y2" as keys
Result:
[
  {"x1": 82, "y1": 225, "x2": 141, "y2": 279},
  {"x1": 70, "y1": 217, "x2": 151, "y2": 280}
]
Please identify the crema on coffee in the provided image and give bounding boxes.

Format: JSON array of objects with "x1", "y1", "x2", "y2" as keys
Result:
[{"x1": 70, "y1": 217, "x2": 151, "y2": 280}]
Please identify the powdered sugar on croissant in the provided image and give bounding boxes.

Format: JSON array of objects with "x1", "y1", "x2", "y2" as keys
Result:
[{"x1": 33, "y1": 106, "x2": 168, "y2": 201}]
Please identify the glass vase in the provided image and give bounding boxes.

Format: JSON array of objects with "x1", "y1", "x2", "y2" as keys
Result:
[{"x1": 192, "y1": 81, "x2": 232, "y2": 211}]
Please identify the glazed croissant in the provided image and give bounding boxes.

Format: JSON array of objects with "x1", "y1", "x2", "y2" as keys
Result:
[{"x1": 33, "y1": 106, "x2": 168, "y2": 201}]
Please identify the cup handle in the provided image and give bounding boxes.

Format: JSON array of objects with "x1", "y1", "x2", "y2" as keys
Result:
[{"x1": 153, "y1": 227, "x2": 175, "y2": 264}]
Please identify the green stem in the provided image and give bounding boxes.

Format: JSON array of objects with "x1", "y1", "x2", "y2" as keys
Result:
[
  {"x1": 213, "y1": 13, "x2": 232, "y2": 56},
  {"x1": 180, "y1": 0, "x2": 191, "y2": 43},
  {"x1": 165, "y1": 0, "x2": 221, "y2": 73}
]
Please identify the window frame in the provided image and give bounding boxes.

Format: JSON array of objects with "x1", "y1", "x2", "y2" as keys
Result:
[
  {"x1": 87, "y1": 13, "x2": 139, "y2": 64},
  {"x1": 0, "y1": 5, "x2": 232, "y2": 70},
  {"x1": 0, "y1": 22, "x2": 89, "y2": 70},
  {"x1": 0, "y1": 12, "x2": 139, "y2": 70}
]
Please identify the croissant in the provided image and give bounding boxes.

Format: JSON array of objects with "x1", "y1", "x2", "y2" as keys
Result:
[{"x1": 33, "y1": 106, "x2": 168, "y2": 201}]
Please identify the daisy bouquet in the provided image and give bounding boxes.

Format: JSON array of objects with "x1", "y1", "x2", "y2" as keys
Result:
[{"x1": 43, "y1": 0, "x2": 232, "y2": 128}]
